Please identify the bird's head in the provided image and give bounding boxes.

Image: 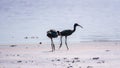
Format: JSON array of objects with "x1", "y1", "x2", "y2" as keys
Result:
[{"x1": 74, "y1": 23, "x2": 83, "y2": 28}]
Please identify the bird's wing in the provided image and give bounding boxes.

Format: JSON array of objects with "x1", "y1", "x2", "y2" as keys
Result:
[{"x1": 61, "y1": 30, "x2": 73, "y2": 36}]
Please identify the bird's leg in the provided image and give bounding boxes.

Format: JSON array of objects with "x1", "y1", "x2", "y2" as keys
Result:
[
  {"x1": 51, "y1": 38, "x2": 54, "y2": 52},
  {"x1": 52, "y1": 42, "x2": 55, "y2": 51},
  {"x1": 65, "y1": 36, "x2": 69, "y2": 50},
  {"x1": 59, "y1": 36, "x2": 63, "y2": 49},
  {"x1": 53, "y1": 44, "x2": 55, "y2": 51},
  {"x1": 52, "y1": 38, "x2": 55, "y2": 51}
]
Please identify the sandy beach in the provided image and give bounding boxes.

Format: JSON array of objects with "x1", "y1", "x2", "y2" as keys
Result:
[{"x1": 0, "y1": 42, "x2": 120, "y2": 68}]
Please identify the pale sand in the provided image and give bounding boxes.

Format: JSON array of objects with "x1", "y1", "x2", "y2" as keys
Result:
[{"x1": 0, "y1": 42, "x2": 120, "y2": 68}]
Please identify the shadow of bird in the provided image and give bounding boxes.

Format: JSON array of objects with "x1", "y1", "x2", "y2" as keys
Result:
[
  {"x1": 47, "y1": 29, "x2": 58, "y2": 52},
  {"x1": 57, "y1": 23, "x2": 83, "y2": 50}
]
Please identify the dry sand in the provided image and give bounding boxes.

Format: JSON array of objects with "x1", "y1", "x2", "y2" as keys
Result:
[{"x1": 0, "y1": 42, "x2": 120, "y2": 68}]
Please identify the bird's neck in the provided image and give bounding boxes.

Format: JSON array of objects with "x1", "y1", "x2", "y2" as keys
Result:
[{"x1": 73, "y1": 25, "x2": 77, "y2": 32}]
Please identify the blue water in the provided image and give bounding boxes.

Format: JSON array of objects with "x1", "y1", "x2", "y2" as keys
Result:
[
  {"x1": 1, "y1": 30, "x2": 120, "y2": 44},
  {"x1": 0, "y1": 0, "x2": 120, "y2": 44}
]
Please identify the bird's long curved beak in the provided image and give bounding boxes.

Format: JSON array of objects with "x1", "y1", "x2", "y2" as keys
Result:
[{"x1": 78, "y1": 25, "x2": 83, "y2": 28}]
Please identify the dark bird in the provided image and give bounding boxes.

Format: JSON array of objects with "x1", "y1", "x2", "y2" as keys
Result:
[
  {"x1": 58, "y1": 23, "x2": 83, "y2": 50},
  {"x1": 47, "y1": 29, "x2": 58, "y2": 52}
]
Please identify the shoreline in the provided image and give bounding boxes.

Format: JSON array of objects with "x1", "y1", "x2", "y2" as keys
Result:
[{"x1": 0, "y1": 40, "x2": 120, "y2": 45}]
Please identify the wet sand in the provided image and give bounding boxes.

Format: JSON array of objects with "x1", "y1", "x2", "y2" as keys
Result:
[{"x1": 0, "y1": 42, "x2": 120, "y2": 68}]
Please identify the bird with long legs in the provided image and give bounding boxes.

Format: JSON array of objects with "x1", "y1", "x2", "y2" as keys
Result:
[
  {"x1": 58, "y1": 23, "x2": 83, "y2": 50},
  {"x1": 47, "y1": 29, "x2": 58, "y2": 52}
]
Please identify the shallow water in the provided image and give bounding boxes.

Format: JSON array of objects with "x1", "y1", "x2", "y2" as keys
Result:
[{"x1": 0, "y1": 0, "x2": 120, "y2": 44}]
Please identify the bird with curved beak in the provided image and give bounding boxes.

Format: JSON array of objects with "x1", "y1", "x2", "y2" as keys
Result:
[{"x1": 58, "y1": 23, "x2": 83, "y2": 50}]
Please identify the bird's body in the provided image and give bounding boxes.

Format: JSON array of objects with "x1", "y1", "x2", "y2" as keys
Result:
[
  {"x1": 47, "y1": 29, "x2": 58, "y2": 52},
  {"x1": 47, "y1": 30, "x2": 58, "y2": 38},
  {"x1": 58, "y1": 23, "x2": 83, "y2": 50},
  {"x1": 60, "y1": 30, "x2": 73, "y2": 36}
]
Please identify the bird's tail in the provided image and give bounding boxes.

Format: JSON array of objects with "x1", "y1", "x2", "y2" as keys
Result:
[{"x1": 57, "y1": 31, "x2": 61, "y2": 36}]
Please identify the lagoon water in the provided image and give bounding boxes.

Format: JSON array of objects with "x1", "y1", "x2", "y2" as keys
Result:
[{"x1": 0, "y1": 0, "x2": 120, "y2": 44}]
